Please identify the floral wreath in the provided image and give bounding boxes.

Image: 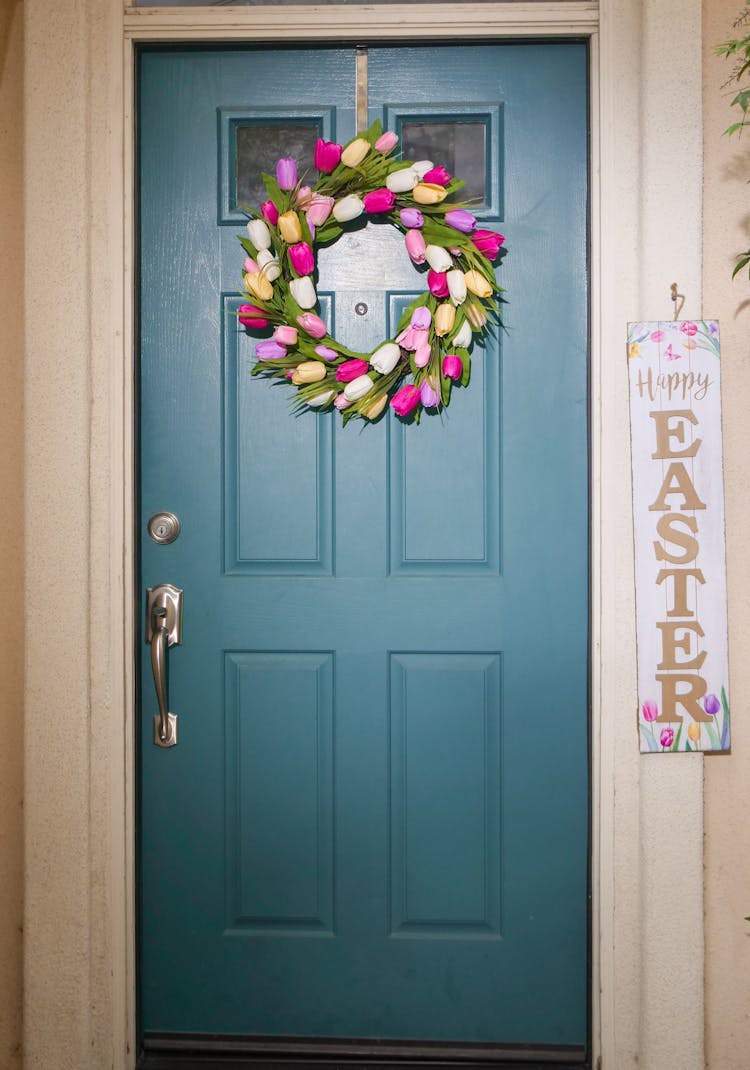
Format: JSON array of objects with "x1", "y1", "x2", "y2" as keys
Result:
[{"x1": 237, "y1": 121, "x2": 506, "y2": 424}]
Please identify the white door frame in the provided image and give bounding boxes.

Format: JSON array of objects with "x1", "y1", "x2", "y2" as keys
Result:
[{"x1": 22, "y1": 3, "x2": 705, "y2": 1068}]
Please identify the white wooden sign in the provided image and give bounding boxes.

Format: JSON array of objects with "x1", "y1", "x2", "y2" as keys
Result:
[{"x1": 628, "y1": 320, "x2": 730, "y2": 752}]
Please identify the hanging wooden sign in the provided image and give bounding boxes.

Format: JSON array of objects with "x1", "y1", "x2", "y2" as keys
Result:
[{"x1": 627, "y1": 320, "x2": 730, "y2": 752}]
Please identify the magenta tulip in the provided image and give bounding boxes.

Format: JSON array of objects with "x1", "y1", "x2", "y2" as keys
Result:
[
  {"x1": 238, "y1": 303, "x2": 270, "y2": 329},
  {"x1": 256, "y1": 340, "x2": 287, "y2": 360},
  {"x1": 314, "y1": 138, "x2": 343, "y2": 173},
  {"x1": 375, "y1": 130, "x2": 399, "y2": 153},
  {"x1": 288, "y1": 241, "x2": 315, "y2": 276},
  {"x1": 641, "y1": 700, "x2": 659, "y2": 723},
  {"x1": 260, "y1": 200, "x2": 279, "y2": 225},
  {"x1": 420, "y1": 379, "x2": 439, "y2": 408},
  {"x1": 422, "y1": 165, "x2": 451, "y2": 186},
  {"x1": 659, "y1": 728, "x2": 675, "y2": 749},
  {"x1": 471, "y1": 228, "x2": 505, "y2": 260},
  {"x1": 442, "y1": 354, "x2": 462, "y2": 381},
  {"x1": 399, "y1": 208, "x2": 424, "y2": 229},
  {"x1": 336, "y1": 359, "x2": 370, "y2": 383},
  {"x1": 315, "y1": 345, "x2": 338, "y2": 361},
  {"x1": 276, "y1": 157, "x2": 298, "y2": 191},
  {"x1": 363, "y1": 188, "x2": 397, "y2": 214},
  {"x1": 445, "y1": 209, "x2": 477, "y2": 233},
  {"x1": 704, "y1": 694, "x2": 721, "y2": 716},
  {"x1": 427, "y1": 270, "x2": 449, "y2": 298},
  {"x1": 405, "y1": 229, "x2": 427, "y2": 264},
  {"x1": 390, "y1": 384, "x2": 421, "y2": 417},
  {"x1": 296, "y1": 312, "x2": 327, "y2": 339}
]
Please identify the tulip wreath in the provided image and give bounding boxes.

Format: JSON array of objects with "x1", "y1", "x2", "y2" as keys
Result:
[{"x1": 237, "y1": 120, "x2": 505, "y2": 424}]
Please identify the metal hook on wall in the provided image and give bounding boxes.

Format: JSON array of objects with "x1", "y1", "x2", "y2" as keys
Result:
[{"x1": 670, "y1": 282, "x2": 685, "y2": 321}]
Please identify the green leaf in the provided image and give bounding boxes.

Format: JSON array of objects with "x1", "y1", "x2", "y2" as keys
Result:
[
  {"x1": 260, "y1": 172, "x2": 285, "y2": 207},
  {"x1": 460, "y1": 352, "x2": 471, "y2": 388}
]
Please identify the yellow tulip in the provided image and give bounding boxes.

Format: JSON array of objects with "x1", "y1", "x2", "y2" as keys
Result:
[
  {"x1": 464, "y1": 269, "x2": 493, "y2": 299},
  {"x1": 412, "y1": 182, "x2": 448, "y2": 205},
  {"x1": 244, "y1": 271, "x2": 273, "y2": 302},
  {"x1": 434, "y1": 302, "x2": 456, "y2": 337},
  {"x1": 291, "y1": 361, "x2": 327, "y2": 385},
  {"x1": 341, "y1": 137, "x2": 370, "y2": 167},
  {"x1": 278, "y1": 210, "x2": 303, "y2": 243},
  {"x1": 687, "y1": 722, "x2": 702, "y2": 744},
  {"x1": 362, "y1": 394, "x2": 388, "y2": 421},
  {"x1": 628, "y1": 343, "x2": 640, "y2": 359}
]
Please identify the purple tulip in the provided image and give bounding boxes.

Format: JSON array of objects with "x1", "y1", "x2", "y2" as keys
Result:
[
  {"x1": 427, "y1": 270, "x2": 450, "y2": 298},
  {"x1": 471, "y1": 229, "x2": 505, "y2": 260},
  {"x1": 399, "y1": 208, "x2": 424, "y2": 229},
  {"x1": 390, "y1": 384, "x2": 421, "y2": 417},
  {"x1": 396, "y1": 306, "x2": 431, "y2": 351},
  {"x1": 704, "y1": 694, "x2": 721, "y2": 716},
  {"x1": 238, "y1": 303, "x2": 270, "y2": 330},
  {"x1": 442, "y1": 354, "x2": 462, "y2": 381},
  {"x1": 405, "y1": 229, "x2": 427, "y2": 264},
  {"x1": 363, "y1": 188, "x2": 396, "y2": 214},
  {"x1": 375, "y1": 130, "x2": 399, "y2": 153},
  {"x1": 314, "y1": 139, "x2": 343, "y2": 173},
  {"x1": 261, "y1": 200, "x2": 279, "y2": 225},
  {"x1": 256, "y1": 340, "x2": 287, "y2": 360},
  {"x1": 335, "y1": 359, "x2": 370, "y2": 383},
  {"x1": 659, "y1": 728, "x2": 675, "y2": 749},
  {"x1": 315, "y1": 345, "x2": 338, "y2": 361},
  {"x1": 422, "y1": 165, "x2": 451, "y2": 186},
  {"x1": 276, "y1": 157, "x2": 298, "y2": 191},
  {"x1": 420, "y1": 379, "x2": 439, "y2": 408},
  {"x1": 641, "y1": 700, "x2": 659, "y2": 723},
  {"x1": 288, "y1": 241, "x2": 315, "y2": 276},
  {"x1": 296, "y1": 312, "x2": 327, "y2": 339},
  {"x1": 445, "y1": 209, "x2": 477, "y2": 234}
]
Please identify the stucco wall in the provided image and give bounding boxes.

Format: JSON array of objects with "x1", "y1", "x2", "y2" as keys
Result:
[
  {"x1": 0, "y1": 1, "x2": 24, "y2": 1068},
  {"x1": 703, "y1": 2, "x2": 750, "y2": 1066}
]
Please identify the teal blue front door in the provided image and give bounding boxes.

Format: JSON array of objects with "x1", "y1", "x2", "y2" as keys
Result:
[{"x1": 139, "y1": 43, "x2": 589, "y2": 1062}]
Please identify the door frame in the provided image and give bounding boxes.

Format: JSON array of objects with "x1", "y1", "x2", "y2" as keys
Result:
[{"x1": 22, "y1": 3, "x2": 707, "y2": 1068}]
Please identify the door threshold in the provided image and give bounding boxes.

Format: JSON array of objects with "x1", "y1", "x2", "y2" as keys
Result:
[{"x1": 139, "y1": 1033, "x2": 588, "y2": 1070}]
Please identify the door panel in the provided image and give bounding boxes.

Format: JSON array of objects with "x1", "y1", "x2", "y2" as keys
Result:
[{"x1": 139, "y1": 43, "x2": 589, "y2": 1053}]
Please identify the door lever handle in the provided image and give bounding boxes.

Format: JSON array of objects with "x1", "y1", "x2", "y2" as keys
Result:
[{"x1": 145, "y1": 584, "x2": 183, "y2": 747}]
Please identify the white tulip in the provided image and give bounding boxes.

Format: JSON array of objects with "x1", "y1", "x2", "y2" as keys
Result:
[
  {"x1": 386, "y1": 167, "x2": 418, "y2": 193},
  {"x1": 333, "y1": 194, "x2": 364, "y2": 222},
  {"x1": 343, "y1": 374, "x2": 375, "y2": 401},
  {"x1": 290, "y1": 276, "x2": 317, "y2": 309},
  {"x1": 257, "y1": 248, "x2": 280, "y2": 281},
  {"x1": 447, "y1": 269, "x2": 467, "y2": 306},
  {"x1": 412, "y1": 160, "x2": 434, "y2": 178},
  {"x1": 453, "y1": 321, "x2": 473, "y2": 348},
  {"x1": 246, "y1": 218, "x2": 272, "y2": 250},
  {"x1": 369, "y1": 342, "x2": 401, "y2": 375},
  {"x1": 307, "y1": 390, "x2": 335, "y2": 408},
  {"x1": 424, "y1": 244, "x2": 453, "y2": 273}
]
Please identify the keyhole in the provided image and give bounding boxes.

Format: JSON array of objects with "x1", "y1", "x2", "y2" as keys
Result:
[{"x1": 355, "y1": 302, "x2": 368, "y2": 316}]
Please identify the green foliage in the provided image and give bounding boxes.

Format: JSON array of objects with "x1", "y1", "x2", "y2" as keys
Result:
[{"x1": 717, "y1": 2, "x2": 750, "y2": 280}]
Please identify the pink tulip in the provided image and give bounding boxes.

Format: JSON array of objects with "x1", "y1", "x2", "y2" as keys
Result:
[
  {"x1": 305, "y1": 195, "x2": 334, "y2": 226},
  {"x1": 238, "y1": 303, "x2": 270, "y2": 329},
  {"x1": 289, "y1": 242, "x2": 315, "y2": 276},
  {"x1": 390, "y1": 384, "x2": 421, "y2": 417},
  {"x1": 334, "y1": 394, "x2": 352, "y2": 410},
  {"x1": 375, "y1": 130, "x2": 399, "y2": 153},
  {"x1": 680, "y1": 321, "x2": 698, "y2": 337},
  {"x1": 260, "y1": 200, "x2": 279, "y2": 225},
  {"x1": 335, "y1": 359, "x2": 370, "y2": 382},
  {"x1": 427, "y1": 270, "x2": 449, "y2": 298},
  {"x1": 243, "y1": 256, "x2": 259, "y2": 274},
  {"x1": 420, "y1": 379, "x2": 439, "y2": 408},
  {"x1": 471, "y1": 229, "x2": 505, "y2": 260},
  {"x1": 396, "y1": 306, "x2": 431, "y2": 350},
  {"x1": 273, "y1": 325, "x2": 298, "y2": 346},
  {"x1": 405, "y1": 229, "x2": 427, "y2": 264},
  {"x1": 422, "y1": 165, "x2": 451, "y2": 186},
  {"x1": 314, "y1": 138, "x2": 343, "y2": 173},
  {"x1": 276, "y1": 157, "x2": 298, "y2": 191},
  {"x1": 415, "y1": 343, "x2": 431, "y2": 368},
  {"x1": 296, "y1": 312, "x2": 328, "y2": 339},
  {"x1": 445, "y1": 209, "x2": 476, "y2": 233},
  {"x1": 399, "y1": 208, "x2": 424, "y2": 228},
  {"x1": 641, "y1": 701, "x2": 659, "y2": 723},
  {"x1": 442, "y1": 354, "x2": 462, "y2": 381},
  {"x1": 465, "y1": 302, "x2": 488, "y2": 329},
  {"x1": 295, "y1": 185, "x2": 313, "y2": 208},
  {"x1": 363, "y1": 188, "x2": 396, "y2": 214}
]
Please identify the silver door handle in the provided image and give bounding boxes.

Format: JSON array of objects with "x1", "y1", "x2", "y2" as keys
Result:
[{"x1": 145, "y1": 584, "x2": 183, "y2": 747}]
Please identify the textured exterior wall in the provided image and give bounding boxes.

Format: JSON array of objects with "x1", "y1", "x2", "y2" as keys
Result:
[
  {"x1": 703, "y1": 1, "x2": 750, "y2": 1066},
  {"x1": 0, "y1": 2, "x2": 24, "y2": 1068}
]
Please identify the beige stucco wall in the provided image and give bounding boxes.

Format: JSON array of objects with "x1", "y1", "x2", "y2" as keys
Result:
[
  {"x1": 703, "y1": 2, "x2": 750, "y2": 1066},
  {"x1": 0, "y1": 1, "x2": 24, "y2": 1068}
]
